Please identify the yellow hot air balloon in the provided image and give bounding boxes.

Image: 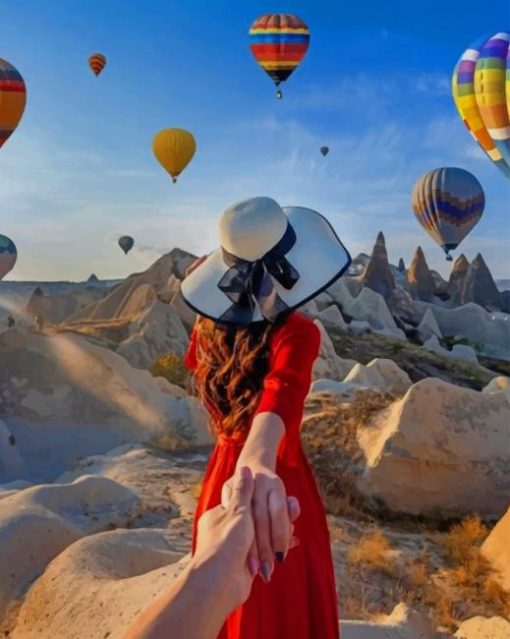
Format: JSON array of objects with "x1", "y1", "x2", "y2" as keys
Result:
[{"x1": 152, "y1": 128, "x2": 196, "y2": 183}]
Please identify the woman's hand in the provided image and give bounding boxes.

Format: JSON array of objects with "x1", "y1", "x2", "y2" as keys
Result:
[{"x1": 221, "y1": 465, "x2": 300, "y2": 583}]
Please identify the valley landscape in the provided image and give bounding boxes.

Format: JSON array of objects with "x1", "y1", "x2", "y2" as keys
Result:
[{"x1": 1, "y1": 235, "x2": 509, "y2": 638}]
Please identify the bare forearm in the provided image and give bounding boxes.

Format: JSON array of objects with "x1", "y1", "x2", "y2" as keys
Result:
[
  {"x1": 237, "y1": 411, "x2": 285, "y2": 471},
  {"x1": 123, "y1": 559, "x2": 229, "y2": 639}
]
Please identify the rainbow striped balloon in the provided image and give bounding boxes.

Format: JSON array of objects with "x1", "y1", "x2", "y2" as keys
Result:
[
  {"x1": 0, "y1": 59, "x2": 26, "y2": 149},
  {"x1": 249, "y1": 13, "x2": 310, "y2": 98},
  {"x1": 452, "y1": 32, "x2": 510, "y2": 180},
  {"x1": 88, "y1": 53, "x2": 107, "y2": 76}
]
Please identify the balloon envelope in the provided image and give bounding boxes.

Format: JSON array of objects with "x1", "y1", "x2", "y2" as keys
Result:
[
  {"x1": 152, "y1": 128, "x2": 196, "y2": 183},
  {"x1": 0, "y1": 234, "x2": 17, "y2": 279},
  {"x1": 320, "y1": 146, "x2": 329, "y2": 156},
  {"x1": 452, "y1": 32, "x2": 510, "y2": 179},
  {"x1": 249, "y1": 14, "x2": 310, "y2": 96},
  {"x1": 118, "y1": 236, "x2": 134, "y2": 255},
  {"x1": 0, "y1": 58, "x2": 26, "y2": 148},
  {"x1": 412, "y1": 167, "x2": 485, "y2": 260},
  {"x1": 88, "y1": 53, "x2": 107, "y2": 76}
]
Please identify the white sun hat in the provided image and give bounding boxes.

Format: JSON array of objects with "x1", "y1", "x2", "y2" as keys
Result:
[{"x1": 181, "y1": 196, "x2": 351, "y2": 326}]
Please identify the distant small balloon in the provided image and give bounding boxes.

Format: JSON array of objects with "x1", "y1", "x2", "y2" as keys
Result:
[
  {"x1": 320, "y1": 146, "x2": 329, "y2": 156},
  {"x1": 0, "y1": 234, "x2": 17, "y2": 279},
  {"x1": 0, "y1": 58, "x2": 26, "y2": 149},
  {"x1": 118, "y1": 236, "x2": 134, "y2": 255},
  {"x1": 88, "y1": 53, "x2": 107, "y2": 76}
]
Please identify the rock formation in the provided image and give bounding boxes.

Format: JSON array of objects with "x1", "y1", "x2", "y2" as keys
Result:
[
  {"x1": 460, "y1": 253, "x2": 501, "y2": 308},
  {"x1": 0, "y1": 476, "x2": 140, "y2": 621},
  {"x1": 311, "y1": 358, "x2": 411, "y2": 399},
  {"x1": 357, "y1": 377, "x2": 510, "y2": 517},
  {"x1": 417, "y1": 308, "x2": 442, "y2": 342},
  {"x1": 454, "y1": 616, "x2": 510, "y2": 639},
  {"x1": 481, "y1": 507, "x2": 510, "y2": 593},
  {"x1": 423, "y1": 335, "x2": 478, "y2": 364},
  {"x1": 68, "y1": 248, "x2": 197, "y2": 322},
  {"x1": 397, "y1": 258, "x2": 405, "y2": 273},
  {"x1": 447, "y1": 254, "x2": 470, "y2": 305},
  {"x1": 406, "y1": 246, "x2": 435, "y2": 302},
  {"x1": 360, "y1": 232, "x2": 395, "y2": 299},
  {"x1": 415, "y1": 302, "x2": 510, "y2": 361},
  {"x1": 0, "y1": 329, "x2": 209, "y2": 477},
  {"x1": 312, "y1": 320, "x2": 357, "y2": 381}
]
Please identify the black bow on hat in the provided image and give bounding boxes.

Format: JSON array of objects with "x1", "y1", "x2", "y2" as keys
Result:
[{"x1": 217, "y1": 223, "x2": 300, "y2": 326}]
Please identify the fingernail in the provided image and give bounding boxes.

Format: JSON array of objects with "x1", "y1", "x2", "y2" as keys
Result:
[
  {"x1": 260, "y1": 561, "x2": 272, "y2": 583},
  {"x1": 275, "y1": 551, "x2": 284, "y2": 563},
  {"x1": 248, "y1": 555, "x2": 259, "y2": 577}
]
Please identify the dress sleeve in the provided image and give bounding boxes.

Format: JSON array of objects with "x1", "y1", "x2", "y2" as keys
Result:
[
  {"x1": 183, "y1": 327, "x2": 198, "y2": 371},
  {"x1": 254, "y1": 318, "x2": 321, "y2": 432}
]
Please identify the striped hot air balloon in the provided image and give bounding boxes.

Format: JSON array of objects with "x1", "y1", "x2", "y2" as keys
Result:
[
  {"x1": 0, "y1": 234, "x2": 17, "y2": 280},
  {"x1": 412, "y1": 167, "x2": 485, "y2": 261},
  {"x1": 0, "y1": 59, "x2": 26, "y2": 149},
  {"x1": 452, "y1": 32, "x2": 510, "y2": 180},
  {"x1": 88, "y1": 53, "x2": 107, "y2": 76},
  {"x1": 249, "y1": 13, "x2": 310, "y2": 99}
]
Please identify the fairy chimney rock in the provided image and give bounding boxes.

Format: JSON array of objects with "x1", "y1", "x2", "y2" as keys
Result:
[
  {"x1": 407, "y1": 246, "x2": 435, "y2": 302},
  {"x1": 361, "y1": 231, "x2": 395, "y2": 300},
  {"x1": 448, "y1": 254, "x2": 470, "y2": 305},
  {"x1": 398, "y1": 258, "x2": 406, "y2": 273},
  {"x1": 461, "y1": 253, "x2": 501, "y2": 309}
]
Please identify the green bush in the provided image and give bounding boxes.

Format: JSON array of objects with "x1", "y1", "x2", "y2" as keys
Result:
[{"x1": 150, "y1": 352, "x2": 190, "y2": 388}]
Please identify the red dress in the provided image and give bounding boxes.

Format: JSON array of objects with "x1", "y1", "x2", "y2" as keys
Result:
[{"x1": 184, "y1": 311, "x2": 340, "y2": 639}]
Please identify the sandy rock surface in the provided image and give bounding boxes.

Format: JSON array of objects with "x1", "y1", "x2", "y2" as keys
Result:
[
  {"x1": 454, "y1": 615, "x2": 510, "y2": 639},
  {"x1": 0, "y1": 476, "x2": 140, "y2": 626},
  {"x1": 357, "y1": 377, "x2": 510, "y2": 517},
  {"x1": 481, "y1": 507, "x2": 510, "y2": 592}
]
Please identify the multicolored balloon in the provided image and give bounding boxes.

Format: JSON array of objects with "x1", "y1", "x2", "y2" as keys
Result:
[
  {"x1": 88, "y1": 53, "x2": 107, "y2": 76},
  {"x1": 452, "y1": 32, "x2": 510, "y2": 179},
  {"x1": 152, "y1": 128, "x2": 196, "y2": 183},
  {"x1": 118, "y1": 235, "x2": 134, "y2": 255},
  {"x1": 320, "y1": 146, "x2": 329, "y2": 156},
  {"x1": 411, "y1": 167, "x2": 485, "y2": 261},
  {"x1": 0, "y1": 59, "x2": 26, "y2": 149},
  {"x1": 249, "y1": 13, "x2": 310, "y2": 99},
  {"x1": 0, "y1": 234, "x2": 17, "y2": 279}
]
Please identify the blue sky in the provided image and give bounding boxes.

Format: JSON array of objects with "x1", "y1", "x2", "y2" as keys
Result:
[{"x1": 0, "y1": 0, "x2": 509, "y2": 281}]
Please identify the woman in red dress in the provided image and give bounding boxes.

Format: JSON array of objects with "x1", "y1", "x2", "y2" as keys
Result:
[{"x1": 181, "y1": 196, "x2": 351, "y2": 639}]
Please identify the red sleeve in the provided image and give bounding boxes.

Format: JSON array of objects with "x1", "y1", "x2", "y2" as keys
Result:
[
  {"x1": 183, "y1": 327, "x2": 198, "y2": 371},
  {"x1": 254, "y1": 317, "x2": 321, "y2": 432}
]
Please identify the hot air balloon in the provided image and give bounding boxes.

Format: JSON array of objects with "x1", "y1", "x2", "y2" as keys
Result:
[
  {"x1": 0, "y1": 234, "x2": 17, "y2": 279},
  {"x1": 320, "y1": 146, "x2": 329, "y2": 156},
  {"x1": 411, "y1": 167, "x2": 485, "y2": 261},
  {"x1": 452, "y1": 32, "x2": 510, "y2": 179},
  {"x1": 88, "y1": 53, "x2": 107, "y2": 76},
  {"x1": 0, "y1": 59, "x2": 26, "y2": 149},
  {"x1": 152, "y1": 128, "x2": 196, "y2": 183},
  {"x1": 249, "y1": 13, "x2": 310, "y2": 99},
  {"x1": 118, "y1": 236, "x2": 134, "y2": 255}
]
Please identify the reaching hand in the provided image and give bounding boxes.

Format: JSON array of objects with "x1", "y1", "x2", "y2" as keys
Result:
[{"x1": 221, "y1": 465, "x2": 300, "y2": 584}]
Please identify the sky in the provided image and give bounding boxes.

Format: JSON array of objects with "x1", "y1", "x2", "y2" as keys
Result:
[{"x1": 0, "y1": 0, "x2": 509, "y2": 282}]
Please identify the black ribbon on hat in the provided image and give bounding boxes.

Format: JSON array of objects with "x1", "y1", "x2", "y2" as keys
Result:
[{"x1": 217, "y1": 222, "x2": 300, "y2": 326}]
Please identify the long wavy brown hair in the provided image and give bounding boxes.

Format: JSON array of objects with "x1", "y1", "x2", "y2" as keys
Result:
[{"x1": 190, "y1": 316, "x2": 278, "y2": 437}]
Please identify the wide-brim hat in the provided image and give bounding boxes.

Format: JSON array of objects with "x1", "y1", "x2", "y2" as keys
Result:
[{"x1": 181, "y1": 196, "x2": 351, "y2": 326}]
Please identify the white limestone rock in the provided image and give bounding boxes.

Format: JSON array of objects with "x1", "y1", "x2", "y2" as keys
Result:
[
  {"x1": 0, "y1": 476, "x2": 140, "y2": 621},
  {"x1": 357, "y1": 377, "x2": 510, "y2": 517}
]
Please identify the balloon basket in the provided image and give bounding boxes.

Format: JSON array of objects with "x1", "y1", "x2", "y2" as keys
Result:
[
  {"x1": 276, "y1": 89, "x2": 283, "y2": 100},
  {"x1": 446, "y1": 255, "x2": 453, "y2": 262}
]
